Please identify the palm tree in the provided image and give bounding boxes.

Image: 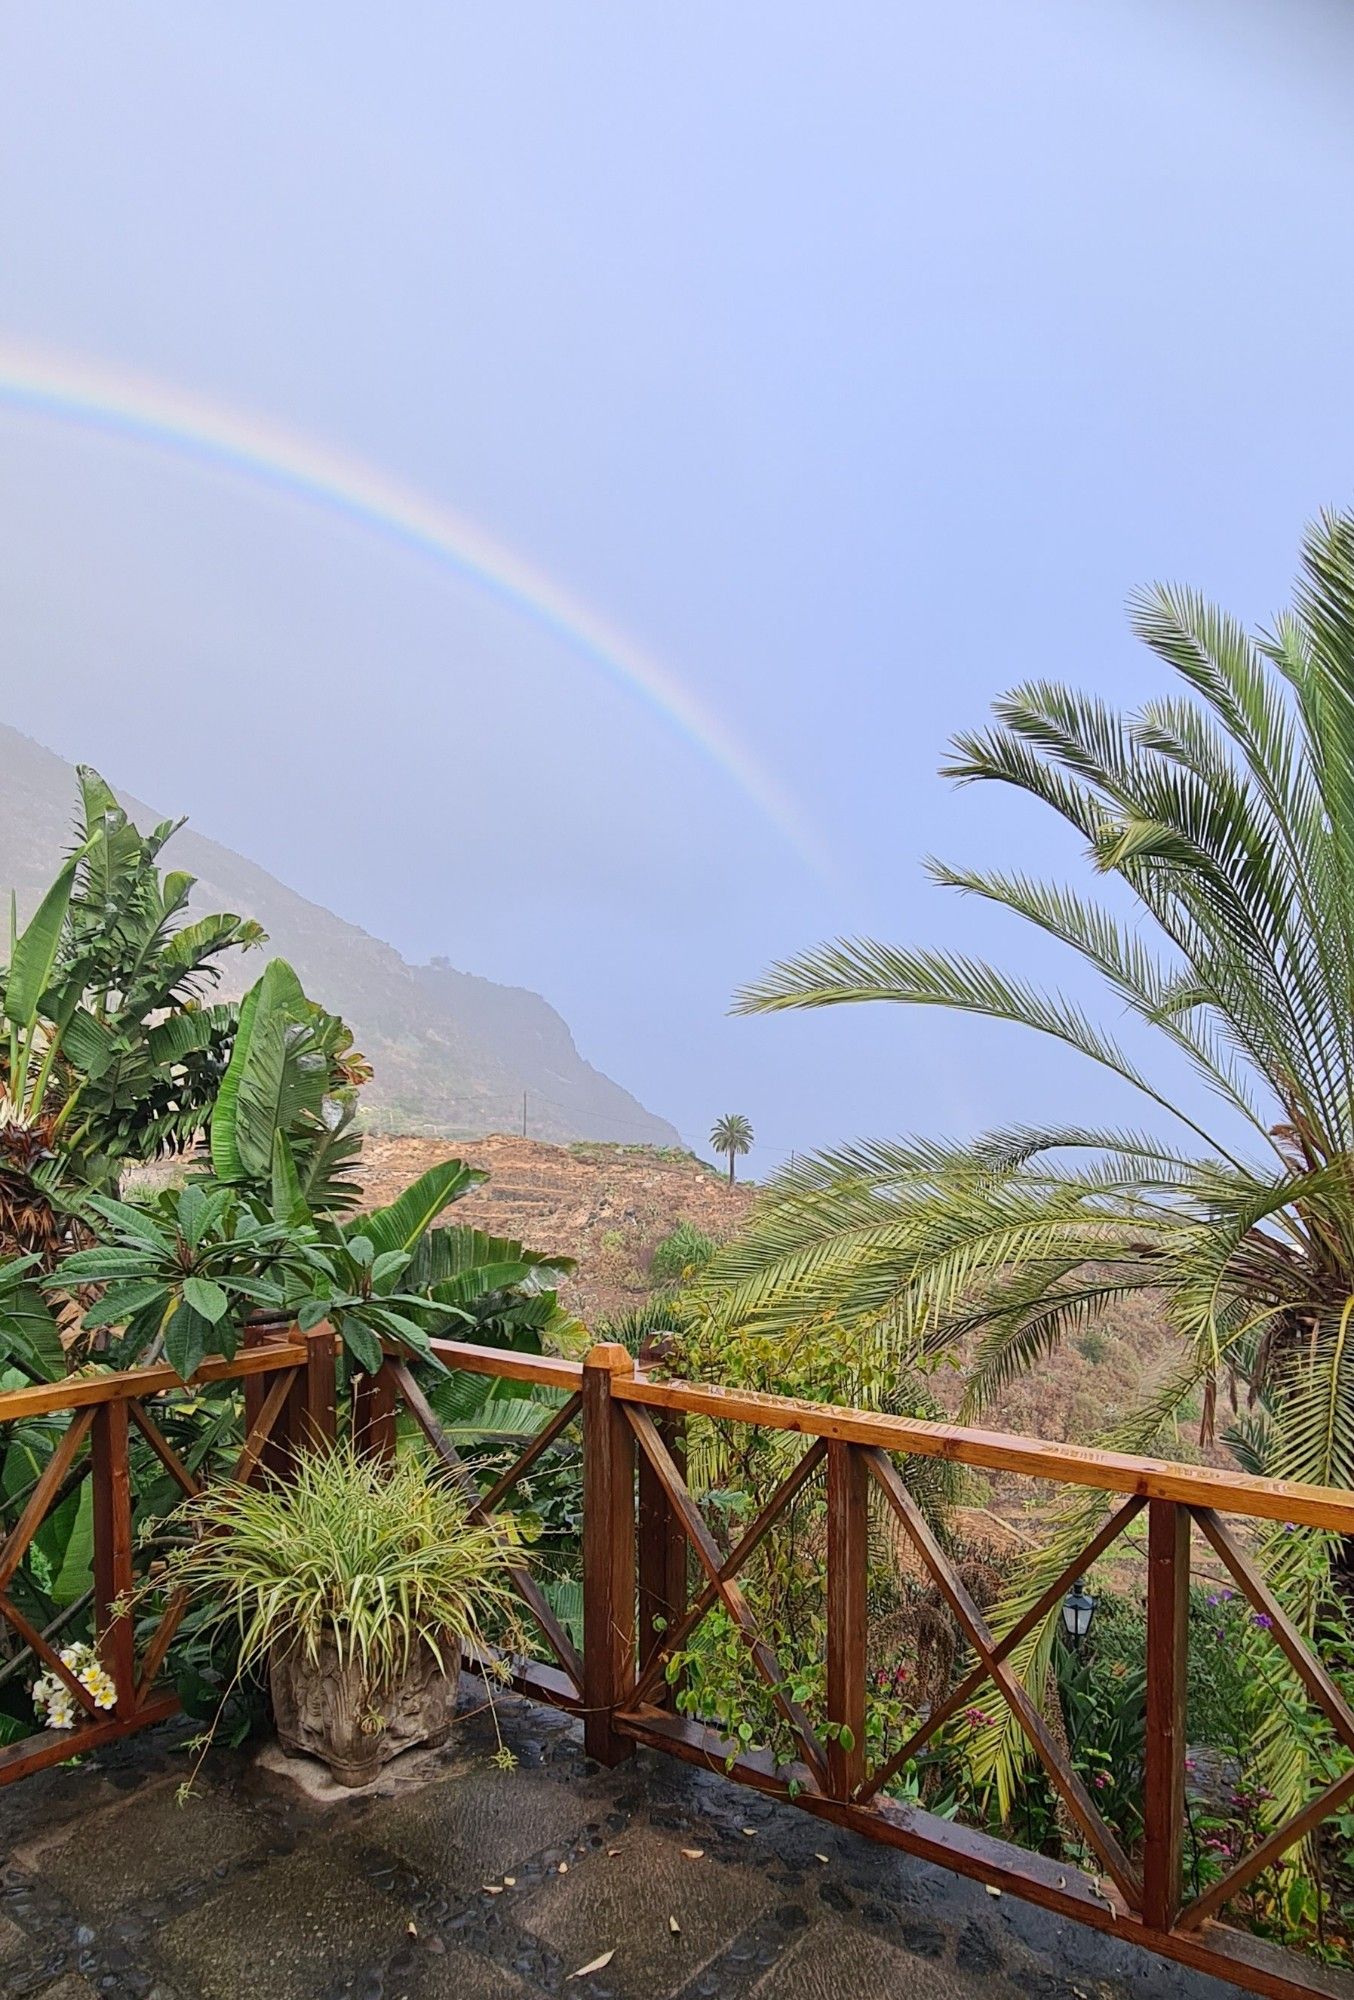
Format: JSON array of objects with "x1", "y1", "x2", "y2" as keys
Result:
[
  {"x1": 708, "y1": 509, "x2": 1354, "y2": 1821},
  {"x1": 710, "y1": 1113, "x2": 753, "y2": 1185}
]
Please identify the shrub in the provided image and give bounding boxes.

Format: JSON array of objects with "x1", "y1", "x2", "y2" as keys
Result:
[{"x1": 649, "y1": 1222, "x2": 718, "y2": 1286}]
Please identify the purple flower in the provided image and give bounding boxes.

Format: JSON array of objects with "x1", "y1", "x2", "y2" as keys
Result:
[{"x1": 1251, "y1": 1612, "x2": 1274, "y2": 1630}]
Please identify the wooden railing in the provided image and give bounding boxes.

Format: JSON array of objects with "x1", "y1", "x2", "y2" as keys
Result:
[
  {"x1": 4, "y1": 1325, "x2": 1354, "y2": 2000},
  {"x1": 0, "y1": 1323, "x2": 334, "y2": 1783}
]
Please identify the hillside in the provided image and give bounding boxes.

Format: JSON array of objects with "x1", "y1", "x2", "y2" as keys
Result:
[
  {"x1": 0, "y1": 725, "x2": 679, "y2": 1148},
  {"x1": 355, "y1": 1133, "x2": 755, "y2": 1324}
]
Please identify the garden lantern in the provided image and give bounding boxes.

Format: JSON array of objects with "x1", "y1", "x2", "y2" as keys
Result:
[{"x1": 1061, "y1": 1578, "x2": 1096, "y2": 1648}]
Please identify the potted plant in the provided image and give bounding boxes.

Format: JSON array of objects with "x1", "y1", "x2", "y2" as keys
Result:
[{"x1": 170, "y1": 1442, "x2": 522, "y2": 1786}]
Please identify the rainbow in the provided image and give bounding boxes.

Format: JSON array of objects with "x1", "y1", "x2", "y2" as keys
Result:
[{"x1": 0, "y1": 339, "x2": 831, "y2": 879}]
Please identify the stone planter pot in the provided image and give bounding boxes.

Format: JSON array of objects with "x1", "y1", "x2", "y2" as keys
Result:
[{"x1": 270, "y1": 1634, "x2": 459, "y2": 1788}]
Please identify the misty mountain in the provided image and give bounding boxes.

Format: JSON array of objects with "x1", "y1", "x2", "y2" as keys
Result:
[{"x1": 0, "y1": 724, "x2": 680, "y2": 1148}]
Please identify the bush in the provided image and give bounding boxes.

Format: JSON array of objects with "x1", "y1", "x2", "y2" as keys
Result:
[{"x1": 649, "y1": 1221, "x2": 718, "y2": 1286}]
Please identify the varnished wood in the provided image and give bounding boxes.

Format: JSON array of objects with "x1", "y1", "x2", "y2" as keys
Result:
[
  {"x1": 625, "y1": 1436, "x2": 828, "y2": 1712},
  {"x1": 243, "y1": 1319, "x2": 295, "y2": 1480},
  {"x1": 582, "y1": 1343, "x2": 637, "y2": 1764},
  {"x1": 615, "y1": 1375, "x2": 1354, "y2": 1533},
  {"x1": 230, "y1": 1369, "x2": 297, "y2": 1487},
  {"x1": 389, "y1": 1360, "x2": 584, "y2": 1688},
  {"x1": 638, "y1": 1407, "x2": 688, "y2": 1696},
  {"x1": 127, "y1": 1399, "x2": 201, "y2": 1499},
  {"x1": 295, "y1": 1324, "x2": 338, "y2": 1454},
  {"x1": 423, "y1": 1336, "x2": 583, "y2": 1391},
  {"x1": 0, "y1": 1343, "x2": 306, "y2": 1424},
  {"x1": 1143, "y1": 1500, "x2": 1189, "y2": 1930},
  {"x1": 865, "y1": 1447, "x2": 1140, "y2": 1907},
  {"x1": 135, "y1": 1587, "x2": 188, "y2": 1706},
  {"x1": 91, "y1": 1400, "x2": 136, "y2": 1710},
  {"x1": 826, "y1": 1441, "x2": 868, "y2": 1799},
  {"x1": 351, "y1": 1362, "x2": 398, "y2": 1464},
  {"x1": 857, "y1": 1492, "x2": 1146, "y2": 1802},
  {"x1": 0, "y1": 1692, "x2": 180, "y2": 1786},
  {"x1": 460, "y1": 1642, "x2": 583, "y2": 1712},
  {"x1": 625, "y1": 1402, "x2": 829, "y2": 1789},
  {"x1": 0, "y1": 1407, "x2": 94, "y2": 1591},
  {"x1": 1192, "y1": 1508, "x2": 1354, "y2": 1756}
]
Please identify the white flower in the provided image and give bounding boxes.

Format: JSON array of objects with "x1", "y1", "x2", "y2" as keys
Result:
[{"x1": 31, "y1": 1641, "x2": 119, "y2": 1728}]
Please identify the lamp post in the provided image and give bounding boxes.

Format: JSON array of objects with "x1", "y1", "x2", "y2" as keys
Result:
[{"x1": 1061, "y1": 1577, "x2": 1096, "y2": 1652}]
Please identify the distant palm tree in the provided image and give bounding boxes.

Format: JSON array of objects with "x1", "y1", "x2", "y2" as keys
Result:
[{"x1": 710, "y1": 1113, "x2": 753, "y2": 1185}]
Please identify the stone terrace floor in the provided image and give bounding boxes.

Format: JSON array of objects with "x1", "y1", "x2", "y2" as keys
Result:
[{"x1": 0, "y1": 1685, "x2": 1243, "y2": 2000}]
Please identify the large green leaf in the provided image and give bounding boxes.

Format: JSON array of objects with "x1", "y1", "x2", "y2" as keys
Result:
[
  {"x1": 211, "y1": 959, "x2": 325, "y2": 1182},
  {"x1": 5, "y1": 845, "x2": 85, "y2": 1027},
  {"x1": 0, "y1": 1273, "x2": 63, "y2": 1380},
  {"x1": 360, "y1": 1160, "x2": 486, "y2": 1258},
  {"x1": 37, "y1": 1480, "x2": 94, "y2": 1609}
]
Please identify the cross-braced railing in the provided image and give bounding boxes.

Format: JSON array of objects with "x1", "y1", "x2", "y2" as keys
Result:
[
  {"x1": 0, "y1": 1323, "x2": 334, "y2": 1783},
  {"x1": 5, "y1": 1326, "x2": 1354, "y2": 2000}
]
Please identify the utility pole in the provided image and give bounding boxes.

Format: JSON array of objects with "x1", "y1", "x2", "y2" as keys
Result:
[{"x1": 522, "y1": 1090, "x2": 527, "y2": 1138}]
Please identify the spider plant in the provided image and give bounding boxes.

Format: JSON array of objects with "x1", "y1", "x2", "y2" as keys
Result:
[{"x1": 167, "y1": 1441, "x2": 522, "y2": 1689}]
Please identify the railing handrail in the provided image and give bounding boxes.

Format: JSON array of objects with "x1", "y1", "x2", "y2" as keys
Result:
[
  {"x1": 0, "y1": 1340, "x2": 308, "y2": 1422},
  {"x1": 5, "y1": 1330, "x2": 1354, "y2": 1533},
  {"x1": 616, "y1": 1371, "x2": 1354, "y2": 1533}
]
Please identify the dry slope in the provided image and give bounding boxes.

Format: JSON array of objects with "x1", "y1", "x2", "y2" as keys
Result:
[{"x1": 355, "y1": 1134, "x2": 755, "y2": 1325}]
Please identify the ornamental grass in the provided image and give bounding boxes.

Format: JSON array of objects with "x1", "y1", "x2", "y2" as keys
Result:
[{"x1": 170, "y1": 1439, "x2": 523, "y2": 1689}]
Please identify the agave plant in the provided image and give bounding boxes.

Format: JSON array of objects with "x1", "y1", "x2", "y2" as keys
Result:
[{"x1": 715, "y1": 509, "x2": 1354, "y2": 1824}]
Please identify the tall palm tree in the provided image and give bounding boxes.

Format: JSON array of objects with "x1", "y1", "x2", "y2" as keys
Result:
[
  {"x1": 710, "y1": 1113, "x2": 754, "y2": 1185},
  {"x1": 707, "y1": 510, "x2": 1354, "y2": 1821}
]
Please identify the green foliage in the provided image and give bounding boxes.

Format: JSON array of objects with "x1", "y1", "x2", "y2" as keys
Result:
[
  {"x1": 161, "y1": 1441, "x2": 522, "y2": 1688},
  {"x1": 44, "y1": 1155, "x2": 565, "y2": 1381},
  {"x1": 649, "y1": 1221, "x2": 717, "y2": 1287},
  {"x1": 716, "y1": 509, "x2": 1354, "y2": 1830},
  {"x1": 56, "y1": 1184, "x2": 294, "y2": 1376},
  {"x1": 0, "y1": 1254, "x2": 63, "y2": 1381},
  {"x1": 709, "y1": 1113, "x2": 753, "y2": 1182},
  {"x1": 210, "y1": 957, "x2": 366, "y2": 1211},
  {"x1": 1, "y1": 769, "x2": 265, "y2": 1241}
]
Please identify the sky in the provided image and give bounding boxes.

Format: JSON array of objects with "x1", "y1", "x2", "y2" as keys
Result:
[{"x1": 2, "y1": 1, "x2": 1354, "y2": 1173}]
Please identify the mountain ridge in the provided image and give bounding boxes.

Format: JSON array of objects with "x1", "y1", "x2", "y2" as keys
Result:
[{"x1": 0, "y1": 723, "x2": 680, "y2": 1148}]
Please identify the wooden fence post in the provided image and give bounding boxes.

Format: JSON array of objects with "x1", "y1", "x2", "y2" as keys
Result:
[
  {"x1": 243, "y1": 1314, "x2": 298, "y2": 1480},
  {"x1": 826, "y1": 1440, "x2": 868, "y2": 1799},
  {"x1": 352, "y1": 1360, "x2": 398, "y2": 1465},
  {"x1": 292, "y1": 1323, "x2": 338, "y2": 1456},
  {"x1": 582, "y1": 1341, "x2": 636, "y2": 1765},
  {"x1": 638, "y1": 1407, "x2": 688, "y2": 1701},
  {"x1": 91, "y1": 1400, "x2": 136, "y2": 1714},
  {"x1": 1143, "y1": 1497, "x2": 1190, "y2": 1931}
]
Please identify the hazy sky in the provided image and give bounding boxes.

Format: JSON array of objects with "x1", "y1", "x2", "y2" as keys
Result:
[{"x1": 3, "y1": 2, "x2": 1354, "y2": 1170}]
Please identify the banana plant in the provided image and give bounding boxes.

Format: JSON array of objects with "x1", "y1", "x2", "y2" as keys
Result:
[
  {"x1": 408, "y1": 1222, "x2": 582, "y2": 1352},
  {"x1": 1, "y1": 769, "x2": 264, "y2": 1262},
  {"x1": 210, "y1": 957, "x2": 367, "y2": 1213},
  {"x1": 0, "y1": 1254, "x2": 63, "y2": 1382}
]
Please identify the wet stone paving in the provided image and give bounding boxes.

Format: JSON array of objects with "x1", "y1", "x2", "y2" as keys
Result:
[{"x1": 0, "y1": 1685, "x2": 1246, "y2": 2000}]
